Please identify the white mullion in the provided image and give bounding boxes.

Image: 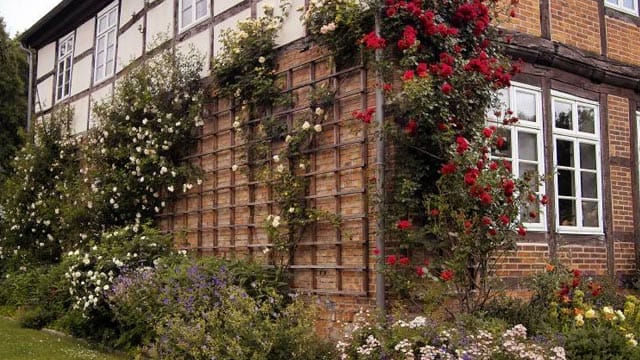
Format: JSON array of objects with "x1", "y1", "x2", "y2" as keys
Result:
[{"x1": 573, "y1": 139, "x2": 584, "y2": 227}]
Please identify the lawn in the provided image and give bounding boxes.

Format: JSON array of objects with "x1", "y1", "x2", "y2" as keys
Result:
[{"x1": 0, "y1": 317, "x2": 125, "y2": 360}]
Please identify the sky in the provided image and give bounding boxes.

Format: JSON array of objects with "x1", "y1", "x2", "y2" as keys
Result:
[{"x1": 0, "y1": 0, "x2": 62, "y2": 37}]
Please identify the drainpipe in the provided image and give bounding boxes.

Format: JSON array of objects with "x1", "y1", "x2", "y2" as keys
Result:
[
  {"x1": 374, "y1": 9, "x2": 386, "y2": 314},
  {"x1": 19, "y1": 44, "x2": 34, "y2": 131}
]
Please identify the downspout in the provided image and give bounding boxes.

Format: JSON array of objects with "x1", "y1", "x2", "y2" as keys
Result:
[
  {"x1": 374, "y1": 9, "x2": 386, "y2": 314},
  {"x1": 19, "y1": 44, "x2": 34, "y2": 131}
]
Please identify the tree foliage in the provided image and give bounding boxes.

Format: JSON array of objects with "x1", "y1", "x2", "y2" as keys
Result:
[{"x1": 0, "y1": 17, "x2": 27, "y2": 180}]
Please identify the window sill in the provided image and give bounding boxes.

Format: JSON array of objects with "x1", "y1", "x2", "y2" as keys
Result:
[{"x1": 605, "y1": 3, "x2": 638, "y2": 17}]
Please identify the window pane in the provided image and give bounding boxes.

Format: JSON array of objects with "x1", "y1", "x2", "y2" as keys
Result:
[
  {"x1": 491, "y1": 128, "x2": 512, "y2": 158},
  {"x1": 182, "y1": 6, "x2": 193, "y2": 27},
  {"x1": 57, "y1": 86, "x2": 63, "y2": 100},
  {"x1": 579, "y1": 143, "x2": 596, "y2": 170},
  {"x1": 108, "y1": 10, "x2": 117, "y2": 27},
  {"x1": 196, "y1": 0, "x2": 207, "y2": 18},
  {"x1": 556, "y1": 139, "x2": 574, "y2": 167},
  {"x1": 578, "y1": 105, "x2": 595, "y2": 133},
  {"x1": 519, "y1": 163, "x2": 539, "y2": 190},
  {"x1": 623, "y1": 0, "x2": 635, "y2": 8},
  {"x1": 518, "y1": 131, "x2": 537, "y2": 161},
  {"x1": 558, "y1": 169, "x2": 575, "y2": 197},
  {"x1": 559, "y1": 199, "x2": 576, "y2": 226},
  {"x1": 607, "y1": 0, "x2": 619, "y2": 5},
  {"x1": 516, "y1": 91, "x2": 536, "y2": 122},
  {"x1": 554, "y1": 100, "x2": 573, "y2": 130},
  {"x1": 582, "y1": 201, "x2": 599, "y2": 227},
  {"x1": 98, "y1": 17, "x2": 107, "y2": 33},
  {"x1": 581, "y1": 172, "x2": 597, "y2": 198}
]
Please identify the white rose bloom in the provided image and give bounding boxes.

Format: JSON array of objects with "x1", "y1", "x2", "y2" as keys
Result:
[
  {"x1": 302, "y1": 121, "x2": 311, "y2": 130},
  {"x1": 285, "y1": 135, "x2": 293, "y2": 143},
  {"x1": 272, "y1": 155, "x2": 280, "y2": 163},
  {"x1": 167, "y1": 185, "x2": 175, "y2": 192},
  {"x1": 232, "y1": 164, "x2": 239, "y2": 172},
  {"x1": 258, "y1": 56, "x2": 266, "y2": 64},
  {"x1": 314, "y1": 124, "x2": 322, "y2": 133},
  {"x1": 315, "y1": 107, "x2": 325, "y2": 116}
]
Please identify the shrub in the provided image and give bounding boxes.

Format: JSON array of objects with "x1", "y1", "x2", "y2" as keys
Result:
[{"x1": 563, "y1": 324, "x2": 640, "y2": 360}]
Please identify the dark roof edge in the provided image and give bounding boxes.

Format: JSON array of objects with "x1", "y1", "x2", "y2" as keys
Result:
[{"x1": 20, "y1": 0, "x2": 113, "y2": 49}]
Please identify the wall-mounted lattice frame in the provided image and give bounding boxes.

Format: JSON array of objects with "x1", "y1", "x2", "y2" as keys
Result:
[{"x1": 158, "y1": 50, "x2": 378, "y2": 297}]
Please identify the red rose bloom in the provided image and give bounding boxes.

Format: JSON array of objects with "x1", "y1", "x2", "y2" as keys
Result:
[
  {"x1": 464, "y1": 169, "x2": 479, "y2": 185},
  {"x1": 385, "y1": 255, "x2": 397, "y2": 265},
  {"x1": 499, "y1": 214, "x2": 510, "y2": 225},
  {"x1": 482, "y1": 127, "x2": 494, "y2": 138},
  {"x1": 373, "y1": 248, "x2": 380, "y2": 255},
  {"x1": 441, "y1": 162, "x2": 457, "y2": 175},
  {"x1": 399, "y1": 257, "x2": 410, "y2": 266},
  {"x1": 416, "y1": 266, "x2": 425, "y2": 277},
  {"x1": 403, "y1": 70, "x2": 415, "y2": 81},
  {"x1": 397, "y1": 219, "x2": 411, "y2": 230},
  {"x1": 353, "y1": 108, "x2": 376, "y2": 123},
  {"x1": 440, "y1": 269, "x2": 454, "y2": 282},
  {"x1": 496, "y1": 136, "x2": 506, "y2": 149},
  {"x1": 404, "y1": 119, "x2": 418, "y2": 136},
  {"x1": 430, "y1": 208, "x2": 440, "y2": 216},
  {"x1": 456, "y1": 136, "x2": 470, "y2": 154},
  {"x1": 441, "y1": 82, "x2": 453, "y2": 95},
  {"x1": 517, "y1": 226, "x2": 527, "y2": 236},
  {"x1": 480, "y1": 192, "x2": 492, "y2": 205},
  {"x1": 488, "y1": 227, "x2": 497, "y2": 236},
  {"x1": 481, "y1": 216, "x2": 492, "y2": 225},
  {"x1": 361, "y1": 31, "x2": 386, "y2": 49},
  {"x1": 540, "y1": 195, "x2": 549, "y2": 205},
  {"x1": 489, "y1": 161, "x2": 498, "y2": 170},
  {"x1": 464, "y1": 220, "x2": 472, "y2": 228}
]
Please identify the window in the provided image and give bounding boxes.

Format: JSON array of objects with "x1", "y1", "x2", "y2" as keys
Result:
[
  {"x1": 56, "y1": 33, "x2": 74, "y2": 101},
  {"x1": 606, "y1": 0, "x2": 638, "y2": 15},
  {"x1": 94, "y1": 2, "x2": 118, "y2": 83},
  {"x1": 489, "y1": 83, "x2": 546, "y2": 230},
  {"x1": 552, "y1": 91, "x2": 602, "y2": 233},
  {"x1": 179, "y1": 0, "x2": 210, "y2": 31}
]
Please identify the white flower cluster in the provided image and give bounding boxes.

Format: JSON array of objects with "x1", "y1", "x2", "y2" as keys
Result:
[{"x1": 64, "y1": 247, "x2": 116, "y2": 314}]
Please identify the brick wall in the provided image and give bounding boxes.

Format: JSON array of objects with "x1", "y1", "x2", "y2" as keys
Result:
[
  {"x1": 606, "y1": 16, "x2": 640, "y2": 66},
  {"x1": 549, "y1": 0, "x2": 601, "y2": 54}
]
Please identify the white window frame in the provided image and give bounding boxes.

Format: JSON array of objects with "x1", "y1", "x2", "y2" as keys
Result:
[
  {"x1": 551, "y1": 91, "x2": 603, "y2": 235},
  {"x1": 605, "y1": 0, "x2": 638, "y2": 16},
  {"x1": 489, "y1": 83, "x2": 547, "y2": 231},
  {"x1": 56, "y1": 32, "x2": 75, "y2": 101},
  {"x1": 94, "y1": 1, "x2": 119, "y2": 84},
  {"x1": 178, "y1": 0, "x2": 211, "y2": 33}
]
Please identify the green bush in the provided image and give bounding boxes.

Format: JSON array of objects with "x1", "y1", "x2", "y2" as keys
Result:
[{"x1": 563, "y1": 324, "x2": 640, "y2": 360}]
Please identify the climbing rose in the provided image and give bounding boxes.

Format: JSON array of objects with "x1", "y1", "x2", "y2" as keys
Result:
[
  {"x1": 361, "y1": 31, "x2": 386, "y2": 49},
  {"x1": 464, "y1": 169, "x2": 479, "y2": 185},
  {"x1": 482, "y1": 127, "x2": 494, "y2": 137},
  {"x1": 399, "y1": 257, "x2": 410, "y2": 266},
  {"x1": 397, "y1": 219, "x2": 411, "y2": 230},
  {"x1": 441, "y1": 162, "x2": 457, "y2": 175},
  {"x1": 440, "y1": 269, "x2": 454, "y2": 282},
  {"x1": 517, "y1": 226, "x2": 527, "y2": 236},
  {"x1": 404, "y1": 119, "x2": 418, "y2": 136},
  {"x1": 386, "y1": 255, "x2": 397, "y2": 265},
  {"x1": 441, "y1": 82, "x2": 453, "y2": 94},
  {"x1": 480, "y1": 192, "x2": 492, "y2": 205},
  {"x1": 456, "y1": 136, "x2": 469, "y2": 154}
]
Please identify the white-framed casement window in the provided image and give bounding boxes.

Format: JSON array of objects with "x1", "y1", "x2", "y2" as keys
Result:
[
  {"x1": 605, "y1": 0, "x2": 638, "y2": 15},
  {"x1": 179, "y1": 0, "x2": 210, "y2": 32},
  {"x1": 489, "y1": 83, "x2": 546, "y2": 230},
  {"x1": 94, "y1": 2, "x2": 118, "y2": 83},
  {"x1": 56, "y1": 32, "x2": 74, "y2": 101},
  {"x1": 552, "y1": 91, "x2": 603, "y2": 234}
]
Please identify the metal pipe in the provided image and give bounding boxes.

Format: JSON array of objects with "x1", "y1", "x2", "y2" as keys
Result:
[
  {"x1": 18, "y1": 43, "x2": 33, "y2": 131},
  {"x1": 373, "y1": 9, "x2": 386, "y2": 314}
]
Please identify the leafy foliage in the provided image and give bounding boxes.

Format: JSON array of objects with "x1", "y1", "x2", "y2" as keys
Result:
[{"x1": 0, "y1": 18, "x2": 27, "y2": 180}]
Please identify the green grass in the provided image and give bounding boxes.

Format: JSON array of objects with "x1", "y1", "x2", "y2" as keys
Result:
[{"x1": 0, "y1": 317, "x2": 125, "y2": 360}]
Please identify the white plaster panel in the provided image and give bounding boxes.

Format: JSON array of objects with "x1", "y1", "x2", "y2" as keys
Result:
[
  {"x1": 36, "y1": 75, "x2": 54, "y2": 112},
  {"x1": 75, "y1": 18, "x2": 95, "y2": 55},
  {"x1": 71, "y1": 96, "x2": 90, "y2": 134},
  {"x1": 71, "y1": 56, "x2": 92, "y2": 96},
  {"x1": 177, "y1": 28, "x2": 211, "y2": 78},
  {"x1": 257, "y1": 0, "x2": 305, "y2": 46},
  {"x1": 89, "y1": 84, "x2": 114, "y2": 127},
  {"x1": 120, "y1": 0, "x2": 145, "y2": 26},
  {"x1": 213, "y1": 9, "x2": 251, "y2": 57},
  {"x1": 117, "y1": 18, "x2": 144, "y2": 72},
  {"x1": 214, "y1": 0, "x2": 244, "y2": 16},
  {"x1": 146, "y1": 0, "x2": 174, "y2": 50},
  {"x1": 36, "y1": 42, "x2": 56, "y2": 79}
]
